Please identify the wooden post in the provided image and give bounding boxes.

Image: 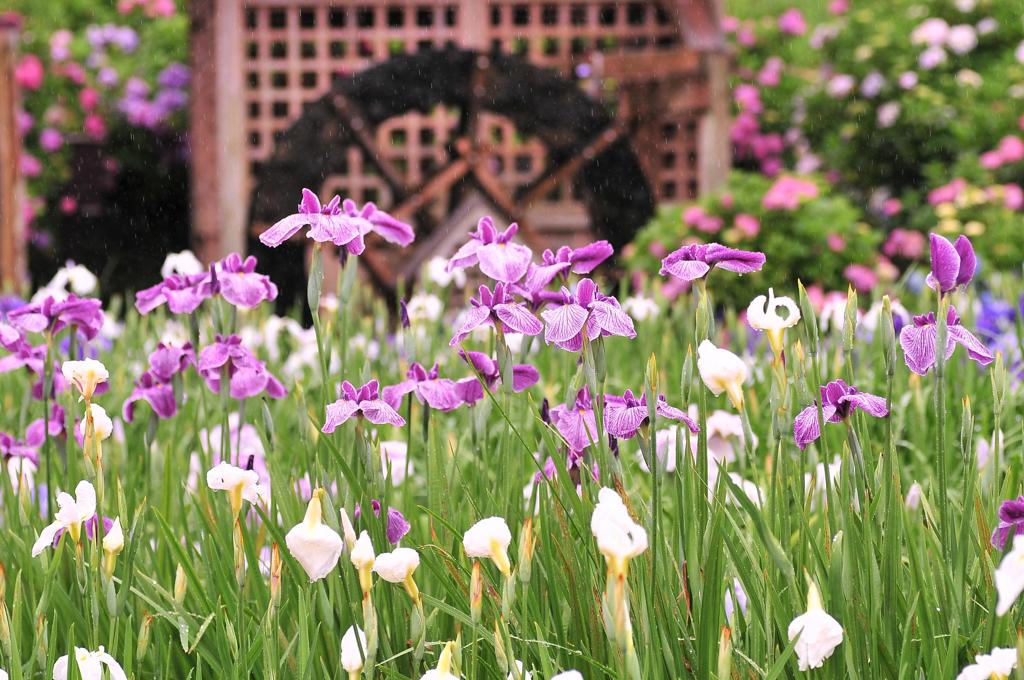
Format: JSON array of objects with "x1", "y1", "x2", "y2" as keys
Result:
[
  {"x1": 698, "y1": 51, "x2": 731, "y2": 194},
  {"x1": 458, "y1": 0, "x2": 488, "y2": 51},
  {"x1": 189, "y1": 0, "x2": 246, "y2": 264},
  {"x1": 673, "y1": 0, "x2": 732, "y2": 195},
  {"x1": 0, "y1": 13, "x2": 25, "y2": 290}
]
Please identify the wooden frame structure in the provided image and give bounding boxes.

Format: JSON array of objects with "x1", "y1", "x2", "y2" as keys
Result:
[{"x1": 190, "y1": 0, "x2": 729, "y2": 268}]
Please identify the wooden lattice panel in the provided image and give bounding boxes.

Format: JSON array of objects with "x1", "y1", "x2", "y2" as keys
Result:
[{"x1": 240, "y1": 0, "x2": 708, "y2": 213}]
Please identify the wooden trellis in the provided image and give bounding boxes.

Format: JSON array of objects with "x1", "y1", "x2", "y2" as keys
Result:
[{"x1": 191, "y1": 0, "x2": 729, "y2": 272}]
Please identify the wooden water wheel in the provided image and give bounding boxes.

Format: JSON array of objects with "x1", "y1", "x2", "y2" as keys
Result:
[{"x1": 248, "y1": 47, "x2": 655, "y2": 295}]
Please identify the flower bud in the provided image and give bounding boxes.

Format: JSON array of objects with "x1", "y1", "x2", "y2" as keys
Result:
[
  {"x1": 137, "y1": 613, "x2": 153, "y2": 662},
  {"x1": 174, "y1": 563, "x2": 187, "y2": 605},
  {"x1": 517, "y1": 518, "x2": 535, "y2": 585},
  {"x1": 469, "y1": 561, "x2": 483, "y2": 623},
  {"x1": 270, "y1": 544, "x2": 282, "y2": 609}
]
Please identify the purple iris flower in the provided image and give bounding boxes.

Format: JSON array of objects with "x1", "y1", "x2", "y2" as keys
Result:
[
  {"x1": 446, "y1": 216, "x2": 533, "y2": 283},
  {"x1": 604, "y1": 389, "x2": 699, "y2": 440},
  {"x1": 260, "y1": 189, "x2": 414, "y2": 252},
  {"x1": 449, "y1": 283, "x2": 543, "y2": 347},
  {"x1": 212, "y1": 253, "x2": 278, "y2": 309},
  {"x1": 322, "y1": 380, "x2": 406, "y2": 433},
  {"x1": 123, "y1": 343, "x2": 195, "y2": 422},
  {"x1": 381, "y1": 362, "x2": 463, "y2": 412},
  {"x1": 793, "y1": 379, "x2": 888, "y2": 450},
  {"x1": 197, "y1": 335, "x2": 287, "y2": 400},
  {"x1": 520, "y1": 242, "x2": 614, "y2": 296},
  {"x1": 540, "y1": 278, "x2": 636, "y2": 352},
  {"x1": 549, "y1": 387, "x2": 599, "y2": 451},
  {"x1": 8, "y1": 294, "x2": 104, "y2": 340},
  {"x1": 259, "y1": 189, "x2": 356, "y2": 248},
  {"x1": 659, "y1": 243, "x2": 766, "y2": 283},
  {"x1": 0, "y1": 339, "x2": 71, "y2": 400},
  {"x1": 137, "y1": 252, "x2": 277, "y2": 314},
  {"x1": 992, "y1": 497, "x2": 1024, "y2": 550},
  {"x1": 898, "y1": 307, "x2": 994, "y2": 375},
  {"x1": 123, "y1": 373, "x2": 177, "y2": 421},
  {"x1": 135, "y1": 272, "x2": 210, "y2": 314},
  {"x1": 454, "y1": 350, "x2": 540, "y2": 404},
  {"x1": 977, "y1": 293, "x2": 1016, "y2": 343},
  {"x1": 386, "y1": 507, "x2": 411, "y2": 544},
  {"x1": 336, "y1": 198, "x2": 416, "y2": 252},
  {"x1": 926, "y1": 233, "x2": 976, "y2": 294},
  {"x1": 0, "y1": 404, "x2": 64, "y2": 465}
]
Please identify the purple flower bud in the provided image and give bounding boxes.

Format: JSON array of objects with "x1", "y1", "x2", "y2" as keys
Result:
[
  {"x1": 399, "y1": 299, "x2": 410, "y2": 329},
  {"x1": 386, "y1": 507, "x2": 411, "y2": 544}
]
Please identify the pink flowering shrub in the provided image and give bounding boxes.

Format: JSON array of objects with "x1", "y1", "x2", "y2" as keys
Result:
[{"x1": 724, "y1": 0, "x2": 1024, "y2": 276}]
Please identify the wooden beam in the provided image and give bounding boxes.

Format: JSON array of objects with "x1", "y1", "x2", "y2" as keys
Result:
[
  {"x1": 599, "y1": 47, "x2": 703, "y2": 82},
  {"x1": 517, "y1": 125, "x2": 626, "y2": 207},
  {"x1": 0, "y1": 13, "x2": 25, "y2": 290},
  {"x1": 390, "y1": 157, "x2": 471, "y2": 220}
]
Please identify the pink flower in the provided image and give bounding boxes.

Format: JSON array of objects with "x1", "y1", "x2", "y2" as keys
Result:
[
  {"x1": 648, "y1": 240, "x2": 666, "y2": 258},
  {"x1": 980, "y1": 151, "x2": 1004, "y2": 169},
  {"x1": 778, "y1": 8, "x2": 807, "y2": 36},
  {"x1": 84, "y1": 114, "x2": 107, "y2": 140},
  {"x1": 928, "y1": 178, "x2": 966, "y2": 205},
  {"x1": 39, "y1": 128, "x2": 63, "y2": 153},
  {"x1": 683, "y1": 206, "x2": 707, "y2": 226},
  {"x1": 735, "y1": 214, "x2": 760, "y2": 237},
  {"x1": 919, "y1": 46, "x2": 947, "y2": 70},
  {"x1": 912, "y1": 18, "x2": 950, "y2": 47},
  {"x1": 79, "y1": 88, "x2": 100, "y2": 111},
  {"x1": 20, "y1": 154, "x2": 41, "y2": 178},
  {"x1": 844, "y1": 264, "x2": 877, "y2": 292},
  {"x1": 828, "y1": 0, "x2": 849, "y2": 14},
  {"x1": 737, "y1": 27, "x2": 756, "y2": 47},
  {"x1": 883, "y1": 228, "x2": 926, "y2": 259},
  {"x1": 50, "y1": 30, "x2": 73, "y2": 62},
  {"x1": 998, "y1": 136, "x2": 1024, "y2": 164},
  {"x1": 898, "y1": 72, "x2": 919, "y2": 90},
  {"x1": 720, "y1": 193, "x2": 735, "y2": 209},
  {"x1": 734, "y1": 84, "x2": 762, "y2": 114},
  {"x1": 882, "y1": 199, "x2": 902, "y2": 217},
  {"x1": 722, "y1": 16, "x2": 739, "y2": 32},
  {"x1": 60, "y1": 196, "x2": 78, "y2": 215},
  {"x1": 763, "y1": 176, "x2": 819, "y2": 211},
  {"x1": 758, "y1": 57, "x2": 784, "y2": 87},
  {"x1": 827, "y1": 234, "x2": 846, "y2": 252},
  {"x1": 14, "y1": 55, "x2": 44, "y2": 91},
  {"x1": 826, "y1": 74, "x2": 856, "y2": 98},
  {"x1": 695, "y1": 215, "x2": 723, "y2": 234}
]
